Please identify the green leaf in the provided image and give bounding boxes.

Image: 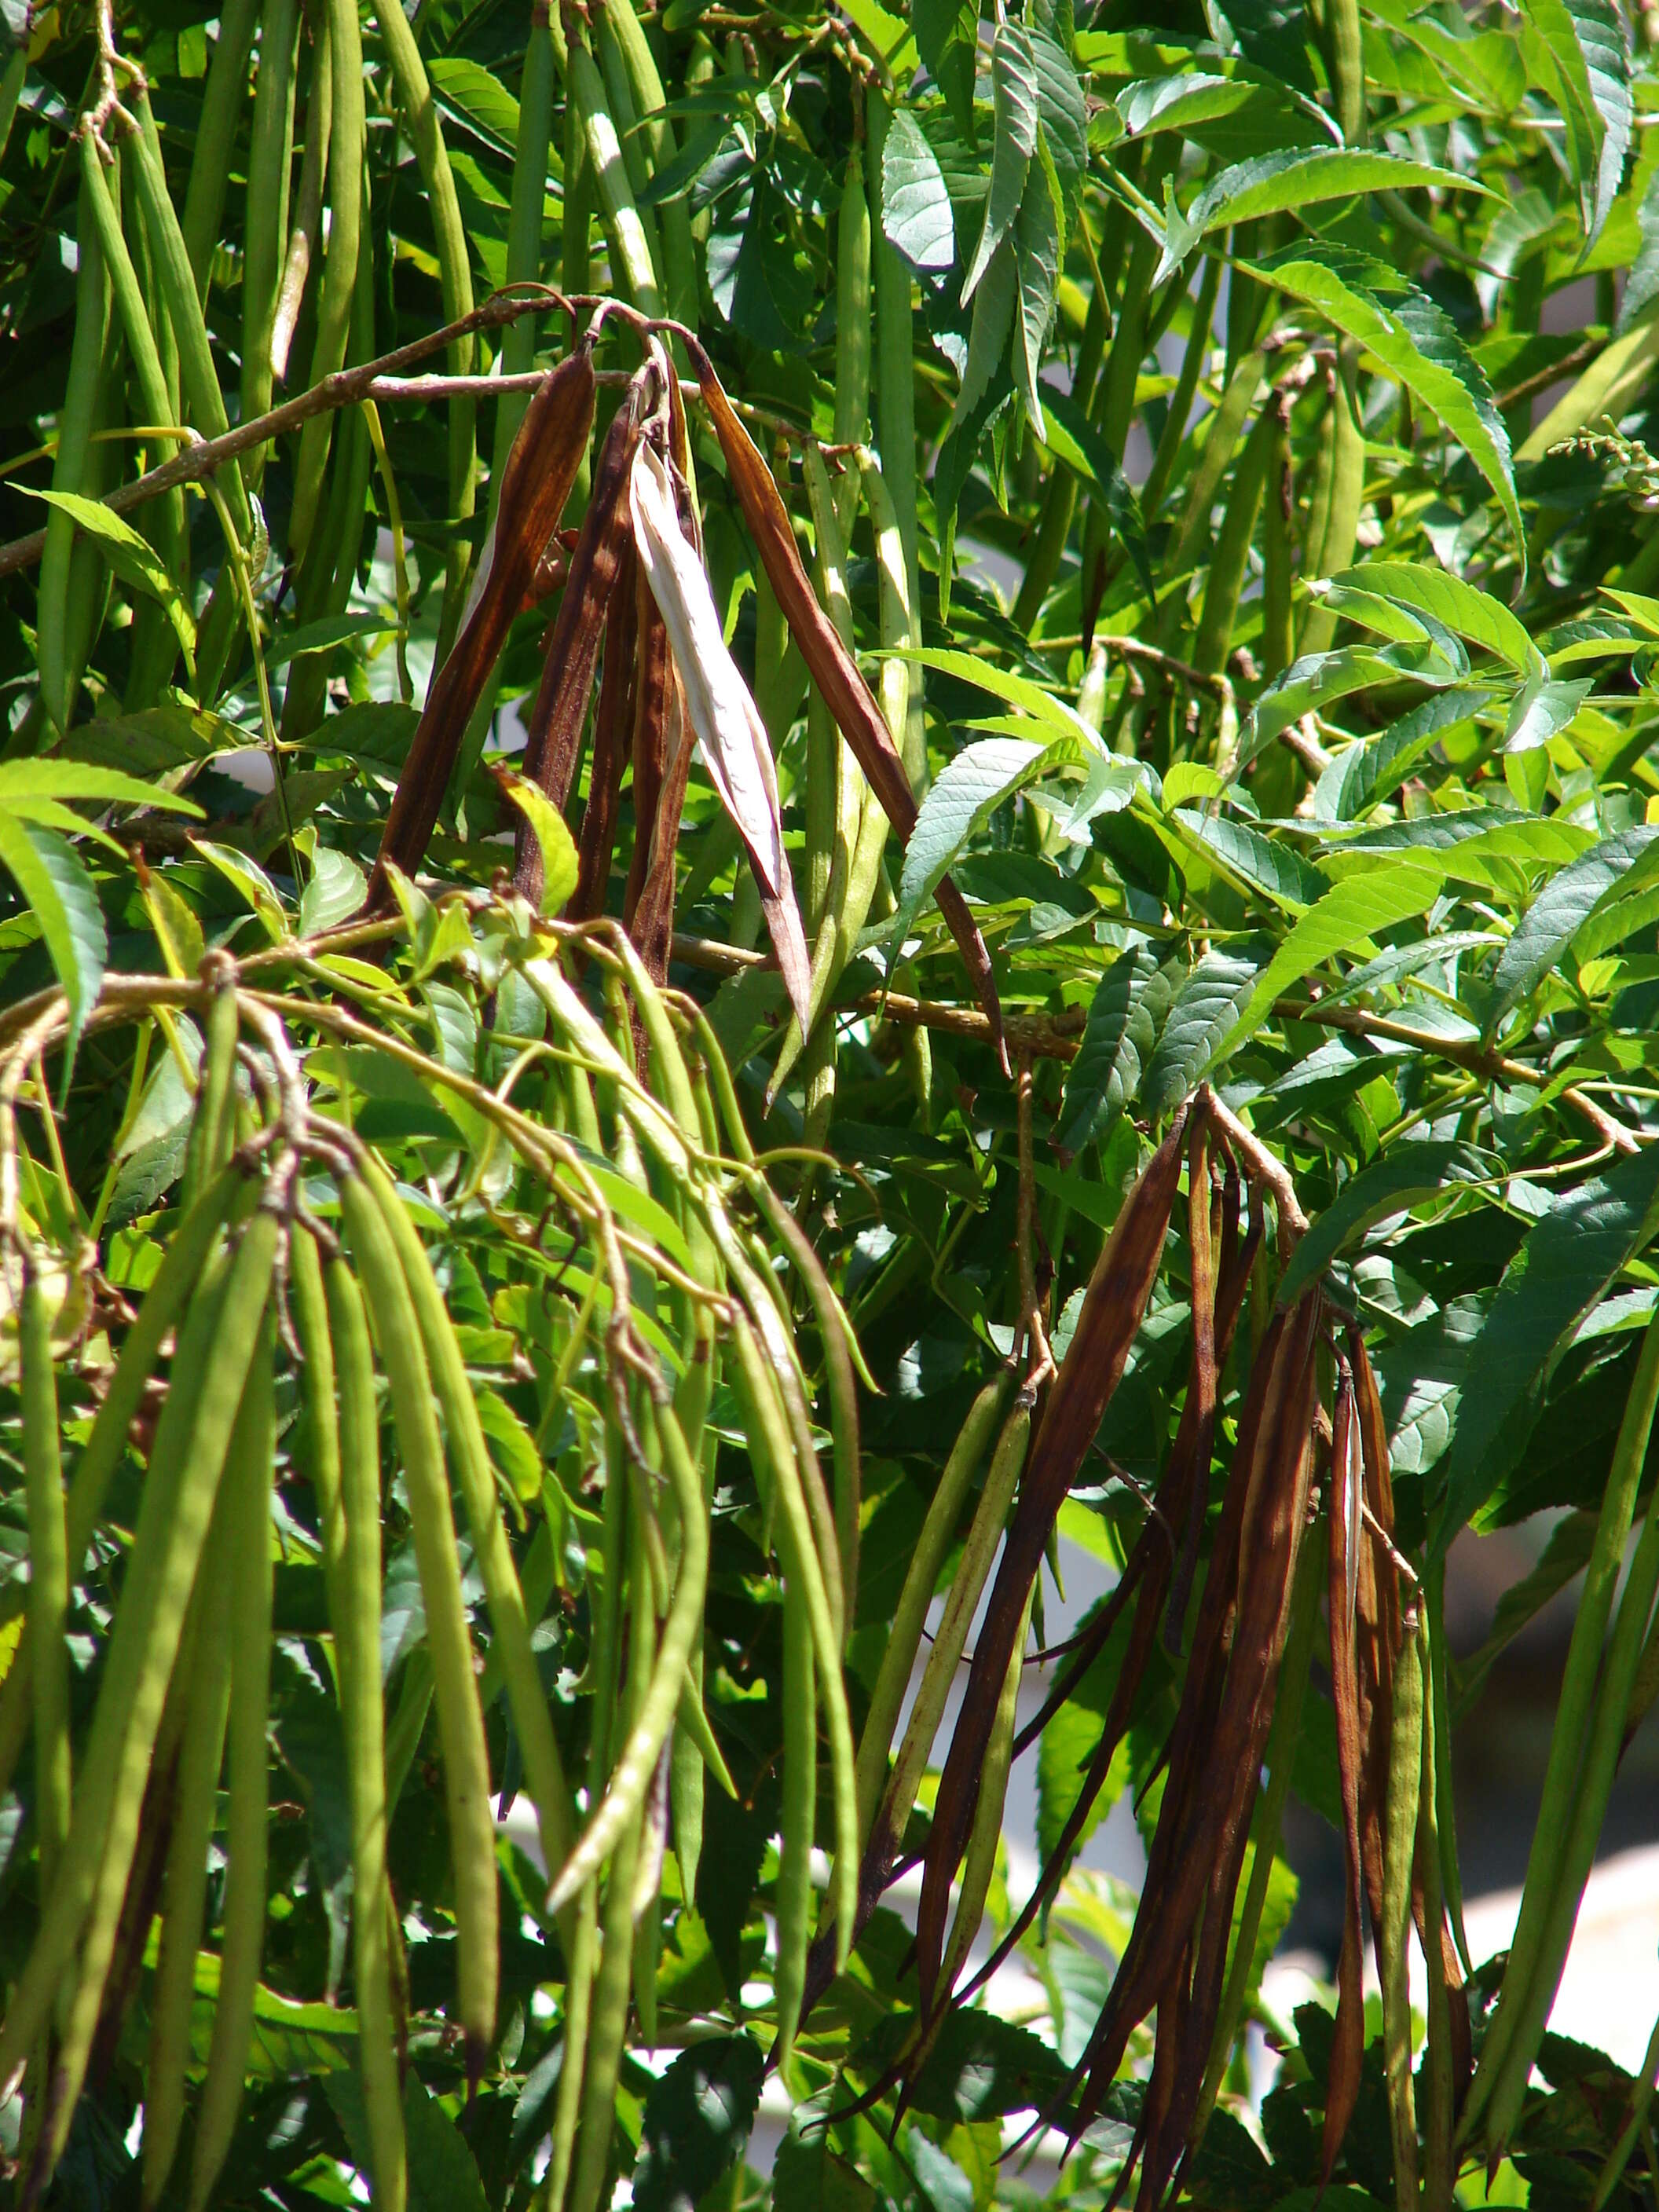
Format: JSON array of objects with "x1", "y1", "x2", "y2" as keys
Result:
[
  {"x1": 913, "y1": 0, "x2": 978, "y2": 133},
  {"x1": 632, "y1": 2036, "x2": 764, "y2": 2211},
  {"x1": 0, "y1": 817, "x2": 106, "y2": 1081},
  {"x1": 1489, "y1": 826, "x2": 1659, "y2": 1028},
  {"x1": 1030, "y1": 27, "x2": 1087, "y2": 225},
  {"x1": 881, "y1": 108, "x2": 954, "y2": 273},
  {"x1": 1038, "y1": 387, "x2": 1153, "y2": 599},
  {"x1": 1243, "y1": 644, "x2": 1456, "y2": 763},
  {"x1": 1057, "y1": 945, "x2": 1170, "y2": 1155},
  {"x1": 1214, "y1": 863, "x2": 1444, "y2": 1072},
  {"x1": 962, "y1": 21, "x2": 1038, "y2": 301},
  {"x1": 1276, "y1": 1141, "x2": 1494, "y2": 1309},
  {"x1": 193, "y1": 839, "x2": 288, "y2": 942},
  {"x1": 1436, "y1": 1141, "x2": 1659, "y2": 1548},
  {"x1": 1169, "y1": 808, "x2": 1329, "y2": 910},
  {"x1": 903, "y1": 650, "x2": 1092, "y2": 742},
  {"x1": 0, "y1": 758, "x2": 203, "y2": 819},
  {"x1": 1313, "y1": 690, "x2": 1496, "y2": 822},
  {"x1": 950, "y1": 240, "x2": 1017, "y2": 429},
  {"x1": 497, "y1": 775, "x2": 580, "y2": 916},
  {"x1": 298, "y1": 845, "x2": 368, "y2": 936},
  {"x1": 1522, "y1": 0, "x2": 1631, "y2": 245},
  {"x1": 26, "y1": 489, "x2": 196, "y2": 673},
  {"x1": 427, "y1": 54, "x2": 520, "y2": 156},
  {"x1": 1258, "y1": 246, "x2": 1522, "y2": 557},
  {"x1": 1141, "y1": 948, "x2": 1262, "y2": 1119},
  {"x1": 1328, "y1": 562, "x2": 1541, "y2": 677},
  {"x1": 896, "y1": 736, "x2": 1051, "y2": 927},
  {"x1": 1157, "y1": 148, "x2": 1476, "y2": 281},
  {"x1": 1013, "y1": 162, "x2": 1060, "y2": 425}
]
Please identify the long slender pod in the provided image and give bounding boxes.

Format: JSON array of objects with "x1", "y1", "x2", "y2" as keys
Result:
[
  {"x1": 1298, "y1": 346, "x2": 1365, "y2": 656},
  {"x1": 20, "y1": 1254, "x2": 70, "y2": 1890},
  {"x1": 852, "y1": 1372, "x2": 1013, "y2": 1838},
  {"x1": 287, "y1": 0, "x2": 364, "y2": 566},
  {"x1": 182, "y1": 1309, "x2": 276, "y2": 2212},
  {"x1": 604, "y1": 0, "x2": 697, "y2": 327},
  {"x1": 1418, "y1": 1614, "x2": 1457, "y2": 2212},
  {"x1": 371, "y1": 0, "x2": 476, "y2": 656},
  {"x1": 490, "y1": 2, "x2": 557, "y2": 474},
  {"x1": 936, "y1": 1581, "x2": 1034, "y2": 2004},
  {"x1": 728, "y1": 1316, "x2": 858, "y2": 1967},
  {"x1": 566, "y1": 1510, "x2": 654, "y2": 2212},
  {"x1": 38, "y1": 157, "x2": 112, "y2": 732},
  {"x1": 0, "y1": 1212, "x2": 276, "y2": 2137},
  {"x1": 139, "y1": 1486, "x2": 235, "y2": 2207},
  {"x1": 269, "y1": 21, "x2": 329, "y2": 385},
  {"x1": 181, "y1": 0, "x2": 260, "y2": 293},
  {"x1": 774, "y1": 1577, "x2": 815, "y2": 2068},
  {"x1": 1381, "y1": 1605, "x2": 1423, "y2": 2212},
  {"x1": 341, "y1": 1172, "x2": 499, "y2": 2080},
  {"x1": 865, "y1": 90, "x2": 924, "y2": 781},
  {"x1": 568, "y1": 30, "x2": 662, "y2": 313},
  {"x1": 319, "y1": 1243, "x2": 408, "y2": 2211},
  {"x1": 240, "y1": 0, "x2": 301, "y2": 483},
  {"x1": 1463, "y1": 1306, "x2": 1659, "y2": 2140},
  {"x1": 358, "y1": 1155, "x2": 575, "y2": 1880}
]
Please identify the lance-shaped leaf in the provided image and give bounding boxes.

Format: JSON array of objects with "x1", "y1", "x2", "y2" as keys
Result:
[
  {"x1": 688, "y1": 337, "x2": 1006, "y2": 1065},
  {"x1": 962, "y1": 21, "x2": 1038, "y2": 302},
  {"x1": 0, "y1": 817, "x2": 106, "y2": 1082},
  {"x1": 27, "y1": 489, "x2": 197, "y2": 675},
  {"x1": 1254, "y1": 244, "x2": 1522, "y2": 561},
  {"x1": 1155, "y1": 147, "x2": 1477, "y2": 283},
  {"x1": 371, "y1": 346, "x2": 596, "y2": 905},
  {"x1": 881, "y1": 108, "x2": 954, "y2": 273},
  {"x1": 1522, "y1": 0, "x2": 1631, "y2": 247},
  {"x1": 1489, "y1": 825, "x2": 1659, "y2": 1031},
  {"x1": 628, "y1": 441, "x2": 811, "y2": 1030}
]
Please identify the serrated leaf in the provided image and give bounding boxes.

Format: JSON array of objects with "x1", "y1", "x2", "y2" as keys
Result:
[
  {"x1": 962, "y1": 22, "x2": 1038, "y2": 302},
  {"x1": 914, "y1": 0, "x2": 979, "y2": 133},
  {"x1": 299, "y1": 845, "x2": 368, "y2": 936},
  {"x1": 950, "y1": 238, "x2": 1017, "y2": 429},
  {"x1": 427, "y1": 53, "x2": 520, "y2": 156},
  {"x1": 1057, "y1": 946, "x2": 1170, "y2": 1154},
  {"x1": 632, "y1": 2037, "x2": 764, "y2": 2211},
  {"x1": 1013, "y1": 162, "x2": 1060, "y2": 425},
  {"x1": 904, "y1": 649, "x2": 1093, "y2": 742},
  {"x1": 881, "y1": 108, "x2": 954, "y2": 273},
  {"x1": 1156, "y1": 148, "x2": 1475, "y2": 282},
  {"x1": 1333, "y1": 562, "x2": 1540, "y2": 677},
  {"x1": 896, "y1": 737, "x2": 1052, "y2": 928},
  {"x1": 1242, "y1": 643, "x2": 1457, "y2": 763},
  {"x1": 0, "y1": 816, "x2": 106, "y2": 1082},
  {"x1": 1038, "y1": 387, "x2": 1153, "y2": 599},
  {"x1": 1522, "y1": 0, "x2": 1630, "y2": 246},
  {"x1": 1436, "y1": 1142, "x2": 1659, "y2": 1547},
  {"x1": 1277, "y1": 1141, "x2": 1494, "y2": 1308},
  {"x1": 1258, "y1": 245, "x2": 1522, "y2": 558},
  {"x1": 1489, "y1": 826, "x2": 1659, "y2": 1029},
  {"x1": 1031, "y1": 26, "x2": 1086, "y2": 224},
  {"x1": 1170, "y1": 807, "x2": 1328, "y2": 910},
  {"x1": 1214, "y1": 862, "x2": 1444, "y2": 1074},
  {"x1": 26, "y1": 489, "x2": 196, "y2": 673},
  {"x1": 1141, "y1": 948, "x2": 1262, "y2": 1119},
  {"x1": 1504, "y1": 672, "x2": 1592, "y2": 753},
  {"x1": 1313, "y1": 690, "x2": 1495, "y2": 822}
]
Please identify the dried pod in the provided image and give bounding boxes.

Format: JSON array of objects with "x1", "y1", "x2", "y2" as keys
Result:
[
  {"x1": 686, "y1": 338, "x2": 1007, "y2": 1068},
  {"x1": 1323, "y1": 1358, "x2": 1369, "y2": 2184},
  {"x1": 914, "y1": 1101, "x2": 1190, "y2": 2012},
  {"x1": 370, "y1": 343, "x2": 596, "y2": 903},
  {"x1": 622, "y1": 569, "x2": 683, "y2": 984},
  {"x1": 512, "y1": 368, "x2": 654, "y2": 905},
  {"x1": 569, "y1": 535, "x2": 639, "y2": 925}
]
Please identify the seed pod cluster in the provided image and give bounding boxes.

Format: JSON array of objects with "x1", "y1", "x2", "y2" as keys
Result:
[
  {"x1": 0, "y1": 910, "x2": 859, "y2": 2212},
  {"x1": 785, "y1": 1083, "x2": 1467, "y2": 2210}
]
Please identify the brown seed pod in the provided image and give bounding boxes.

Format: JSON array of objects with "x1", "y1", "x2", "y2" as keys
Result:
[
  {"x1": 513, "y1": 368, "x2": 655, "y2": 905},
  {"x1": 1323, "y1": 1356, "x2": 1369, "y2": 2185},
  {"x1": 369, "y1": 343, "x2": 596, "y2": 903},
  {"x1": 569, "y1": 534, "x2": 639, "y2": 925},
  {"x1": 914, "y1": 1101, "x2": 1191, "y2": 2014},
  {"x1": 622, "y1": 559, "x2": 684, "y2": 986},
  {"x1": 684, "y1": 336, "x2": 1007, "y2": 1068}
]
